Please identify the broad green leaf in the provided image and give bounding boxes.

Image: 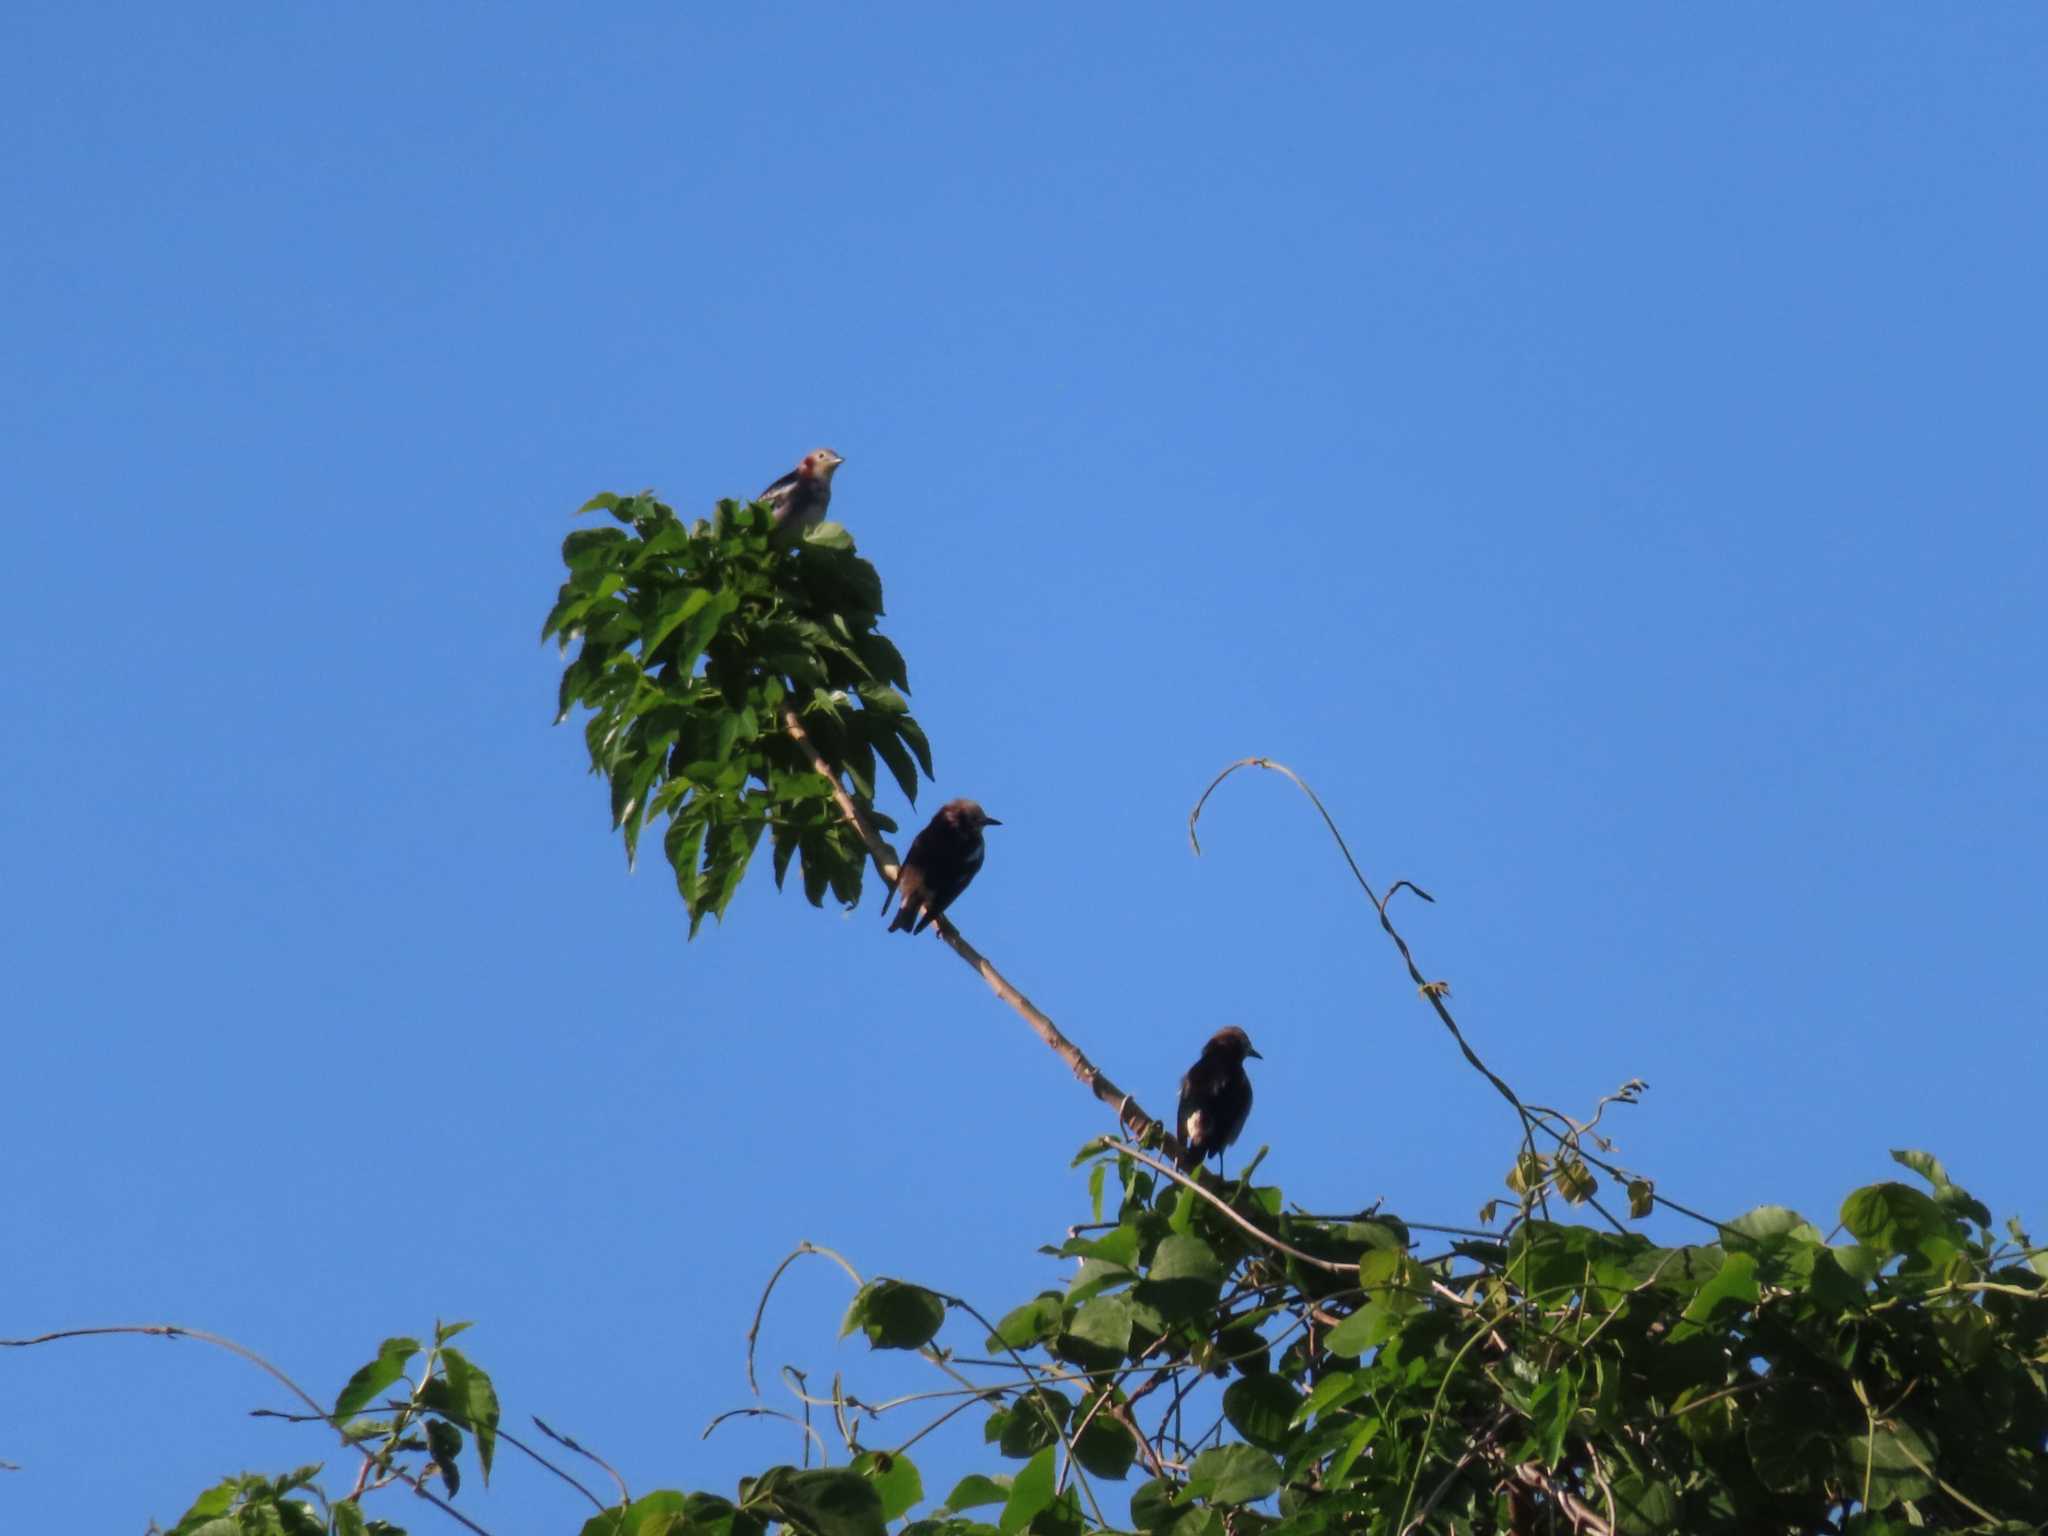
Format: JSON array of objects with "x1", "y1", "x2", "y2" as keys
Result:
[
  {"x1": 803, "y1": 522, "x2": 856, "y2": 552},
  {"x1": 1671, "y1": 1250, "x2": 1758, "y2": 1339},
  {"x1": 334, "y1": 1337, "x2": 421, "y2": 1422},
  {"x1": 1140, "y1": 1233, "x2": 1223, "y2": 1319},
  {"x1": 987, "y1": 1294, "x2": 1062, "y2": 1351},
  {"x1": 1843, "y1": 1419, "x2": 1939, "y2": 1510},
  {"x1": 1321, "y1": 1417, "x2": 1380, "y2": 1489},
  {"x1": 996, "y1": 1390, "x2": 1070, "y2": 1458},
  {"x1": 841, "y1": 1279, "x2": 946, "y2": 1350},
  {"x1": 579, "y1": 1492, "x2": 688, "y2": 1536},
  {"x1": 438, "y1": 1348, "x2": 499, "y2": 1483},
  {"x1": 852, "y1": 1451, "x2": 924, "y2": 1522},
  {"x1": 1059, "y1": 1294, "x2": 1134, "y2": 1367},
  {"x1": 769, "y1": 1469, "x2": 888, "y2": 1536},
  {"x1": 998, "y1": 1448, "x2": 1056, "y2": 1535},
  {"x1": 1074, "y1": 1403, "x2": 1137, "y2": 1480},
  {"x1": 940, "y1": 1475, "x2": 1010, "y2": 1514},
  {"x1": 643, "y1": 586, "x2": 715, "y2": 659},
  {"x1": 1223, "y1": 1374, "x2": 1299, "y2": 1450},
  {"x1": 1187, "y1": 1444, "x2": 1281, "y2": 1505},
  {"x1": 1890, "y1": 1148, "x2": 1993, "y2": 1227},
  {"x1": 1841, "y1": 1182, "x2": 1952, "y2": 1257},
  {"x1": 1290, "y1": 1370, "x2": 1364, "y2": 1426},
  {"x1": 1726, "y1": 1206, "x2": 1817, "y2": 1245}
]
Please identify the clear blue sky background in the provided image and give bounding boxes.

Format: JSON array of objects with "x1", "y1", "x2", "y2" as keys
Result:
[{"x1": 4, "y1": 6, "x2": 2043, "y2": 1531}]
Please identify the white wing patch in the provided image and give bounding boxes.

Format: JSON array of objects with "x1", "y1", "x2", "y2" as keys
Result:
[{"x1": 1183, "y1": 1111, "x2": 1206, "y2": 1147}]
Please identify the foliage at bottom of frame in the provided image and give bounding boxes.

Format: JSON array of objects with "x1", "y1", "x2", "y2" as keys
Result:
[{"x1": 156, "y1": 1147, "x2": 2046, "y2": 1536}]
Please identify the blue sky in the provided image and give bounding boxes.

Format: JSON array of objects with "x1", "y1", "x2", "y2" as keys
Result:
[{"x1": 4, "y1": 5, "x2": 2044, "y2": 1530}]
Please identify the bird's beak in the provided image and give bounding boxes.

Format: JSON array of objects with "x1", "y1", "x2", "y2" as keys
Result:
[
  {"x1": 1248, "y1": 1047, "x2": 1264, "y2": 1059},
  {"x1": 981, "y1": 816, "x2": 1002, "y2": 827}
]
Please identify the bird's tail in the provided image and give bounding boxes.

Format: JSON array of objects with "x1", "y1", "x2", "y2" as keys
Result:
[{"x1": 887, "y1": 903, "x2": 916, "y2": 933}]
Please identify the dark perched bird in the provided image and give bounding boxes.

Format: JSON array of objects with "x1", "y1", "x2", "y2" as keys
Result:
[
  {"x1": 883, "y1": 798, "x2": 1001, "y2": 934},
  {"x1": 1175, "y1": 1027, "x2": 1261, "y2": 1172},
  {"x1": 758, "y1": 448, "x2": 845, "y2": 530}
]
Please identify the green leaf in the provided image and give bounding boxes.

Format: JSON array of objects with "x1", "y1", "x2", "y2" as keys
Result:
[
  {"x1": 841, "y1": 1279, "x2": 946, "y2": 1351},
  {"x1": 1890, "y1": 1148, "x2": 1992, "y2": 1227},
  {"x1": 768, "y1": 1469, "x2": 888, "y2": 1536},
  {"x1": 998, "y1": 1447, "x2": 1056, "y2": 1535},
  {"x1": 1841, "y1": 1182, "x2": 1953, "y2": 1257},
  {"x1": 803, "y1": 522, "x2": 856, "y2": 552},
  {"x1": 997, "y1": 1390, "x2": 1071, "y2": 1458},
  {"x1": 940, "y1": 1475, "x2": 1010, "y2": 1514},
  {"x1": 579, "y1": 1492, "x2": 687, "y2": 1536},
  {"x1": 1188, "y1": 1444, "x2": 1281, "y2": 1505},
  {"x1": 563, "y1": 526, "x2": 630, "y2": 570},
  {"x1": 1129, "y1": 1479, "x2": 1179, "y2": 1532},
  {"x1": 1074, "y1": 1402, "x2": 1137, "y2": 1480},
  {"x1": 1745, "y1": 1383, "x2": 1836, "y2": 1494},
  {"x1": 1063, "y1": 1294, "x2": 1134, "y2": 1358},
  {"x1": 1290, "y1": 1370, "x2": 1363, "y2": 1427},
  {"x1": 1844, "y1": 1420, "x2": 1939, "y2": 1510},
  {"x1": 852, "y1": 1451, "x2": 924, "y2": 1522},
  {"x1": 1139, "y1": 1233, "x2": 1223, "y2": 1319},
  {"x1": 866, "y1": 715, "x2": 921, "y2": 805},
  {"x1": 987, "y1": 1294, "x2": 1062, "y2": 1351},
  {"x1": 1223, "y1": 1375, "x2": 1299, "y2": 1450},
  {"x1": 1725, "y1": 1206, "x2": 1816, "y2": 1245},
  {"x1": 1322, "y1": 1416, "x2": 1381, "y2": 1488},
  {"x1": 1671, "y1": 1250, "x2": 1758, "y2": 1339},
  {"x1": 332, "y1": 1501, "x2": 368, "y2": 1536},
  {"x1": 1607, "y1": 1468, "x2": 1679, "y2": 1536},
  {"x1": 439, "y1": 1348, "x2": 499, "y2": 1483},
  {"x1": 642, "y1": 585, "x2": 715, "y2": 659},
  {"x1": 334, "y1": 1337, "x2": 421, "y2": 1422},
  {"x1": 1322, "y1": 1302, "x2": 1391, "y2": 1358},
  {"x1": 425, "y1": 1417, "x2": 462, "y2": 1496},
  {"x1": 1527, "y1": 1368, "x2": 1578, "y2": 1466}
]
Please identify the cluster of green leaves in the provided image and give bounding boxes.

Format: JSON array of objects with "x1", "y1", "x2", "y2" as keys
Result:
[
  {"x1": 760, "y1": 1147, "x2": 2045, "y2": 1536},
  {"x1": 545, "y1": 491, "x2": 934, "y2": 932},
  {"x1": 153, "y1": 1145, "x2": 2047, "y2": 1536},
  {"x1": 150, "y1": 1323, "x2": 498, "y2": 1536}
]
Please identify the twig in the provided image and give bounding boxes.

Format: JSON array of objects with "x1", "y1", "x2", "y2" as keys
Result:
[
  {"x1": 1102, "y1": 1141, "x2": 1352, "y2": 1275},
  {"x1": 702, "y1": 1405, "x2": 832, "y2": 1463},
  {"x1": 256, "y1": 1403, "x2": 611, "y2": 1515},
  {"x1": 1190, "y1": 758, "x2": 1554, "y2": 1213},
  {"x1": 746, "y1": 1241, "x2": 865, "y2": 1395},
  {"x1": 530, "y1": 1415, "x2": 632, "y2": 1508}
]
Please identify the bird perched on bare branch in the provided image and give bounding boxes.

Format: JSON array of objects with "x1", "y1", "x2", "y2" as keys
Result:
[
  {"x1": 1175, "y1": 1027, "x2": 1261, "y2": 1172},
  {"x1": 758, "y1": 448, "x2": 845, "y2": 530},
  {"x1": 884, "y1": 798, "x2": 1001, "y2": 934}
]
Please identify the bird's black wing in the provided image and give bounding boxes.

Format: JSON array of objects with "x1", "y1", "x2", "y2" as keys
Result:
[
  {"x1": 759, "y1": 467, "x2": 801, "y2": 498},
  {"x1": 909, "y1": 831, "x2": 981, "y2": 933}
]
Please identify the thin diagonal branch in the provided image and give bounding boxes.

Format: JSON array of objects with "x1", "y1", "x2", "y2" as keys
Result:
[{"x1": 782, "y1": 704, "x2": 1167, "y2": 1149}]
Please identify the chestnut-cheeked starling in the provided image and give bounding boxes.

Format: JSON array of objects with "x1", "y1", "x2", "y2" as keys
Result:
[
  {"x1": 1175, "y1": 1026, "x2": 1261, "y2": 1172},
  {"x1": 759, "y1": 448, "x2": 845, "y2": 530},
  {"x1": 883, "y1": 798, "x2": 1001, "y2": 934}
]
